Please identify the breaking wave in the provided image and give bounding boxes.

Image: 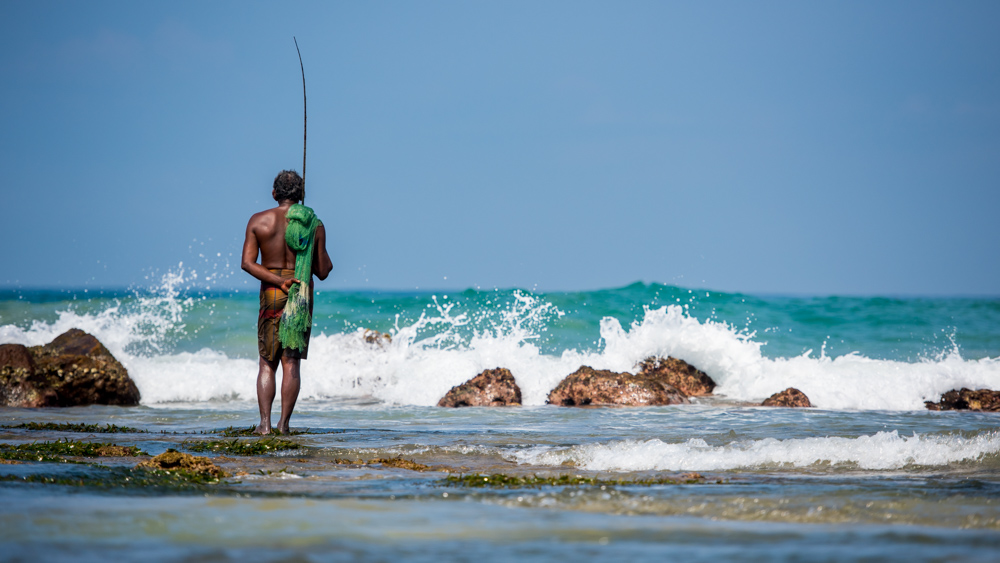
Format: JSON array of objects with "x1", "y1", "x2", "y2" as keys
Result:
[
  {"x1": 509, "y1": 430, "x2": 1000, "y2": 471},
  {"x1": 1, "y1": 269, "x2": 998, "y2": 409}
]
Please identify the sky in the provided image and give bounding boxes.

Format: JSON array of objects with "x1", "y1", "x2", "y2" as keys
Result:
[{"x1": 1, "y1": 1, "x2": 998, "y2": 295}]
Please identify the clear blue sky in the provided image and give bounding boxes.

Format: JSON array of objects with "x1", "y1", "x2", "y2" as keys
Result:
[{"x1": 2, "y1": 1, "x2": 998, "y2": 295}]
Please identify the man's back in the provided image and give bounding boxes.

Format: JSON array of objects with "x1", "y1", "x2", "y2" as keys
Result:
[{"x1": 248, "y1": 205, "x2": 297, "y2": 271}]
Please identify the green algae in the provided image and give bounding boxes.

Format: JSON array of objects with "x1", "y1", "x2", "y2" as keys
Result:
[
  {"x1": 0, "y1": 466, "x2": 226, "y2": 490},
  {"x1": 217, "y1": 425, "x2": 263, "y2": 437},
  {"x1": 214, "y1": 426, "x2": 308, "y2": 437},
  {"x1": 2, "y1": 422, "x2": 147, "y2": 434},
  {"x1": 0, "y1": 448, "x2": 76, "y2": 463},
  {"x1": 184, "y1": 438, "x2": 300, "y2": 456},
  {"x1": 443, "y1": 473, "x2": 717, "y2": 489},
  {"x1": 0, "y1": 440, "x2": 146, "y2": 462}
]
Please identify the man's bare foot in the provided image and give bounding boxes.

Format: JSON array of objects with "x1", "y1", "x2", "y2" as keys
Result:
[
  {"x1": 276, "y1": 424, "x2": 290, "y2": 435},
  {"x1": 254, "y1": 423, "x2": 272, "y2": 436}
]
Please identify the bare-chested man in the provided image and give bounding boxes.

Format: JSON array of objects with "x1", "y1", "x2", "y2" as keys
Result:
[{"x1": 241, "y1": 170, "x2": 332, "y2": 435}]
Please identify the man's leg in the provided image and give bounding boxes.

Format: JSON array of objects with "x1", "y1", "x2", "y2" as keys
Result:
[
  {"x1": 276, "y1": 354, "x2": 301, "y2": 434},
  {"x1": 255, "y1": 355, "x2": 280, "y2": 435}
]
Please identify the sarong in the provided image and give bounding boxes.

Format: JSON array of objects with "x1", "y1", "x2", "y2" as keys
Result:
[{"x1": 258, "y1": 268, "x2": 311, "y2": 362}]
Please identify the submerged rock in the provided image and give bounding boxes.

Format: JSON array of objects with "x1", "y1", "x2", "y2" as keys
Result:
[
  {"x1": 761, "y1": 388, "x2": 812, "y2": 408},
  {"x1": 0, "y1": 329, "x2": 141, "y2": 408},
  {"x1": 636, "y1": 356, "x2": 716, "y2": 396},
  {"x1": 136, "y1": 449, "x2": 229, "y2": 478},
  {"x1": 925, "y1": 388, "x2": 1000, "y2": 412},
  {"x1": 547, "y1": 366, "x2": 689, "y2": 407},
  {"x1": 438, "y1": 368, "x2": 522, "y2": 407}
]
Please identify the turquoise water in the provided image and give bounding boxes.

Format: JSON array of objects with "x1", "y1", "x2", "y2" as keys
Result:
[{"x1": 1, "y1": 277, "x2": 999, "y2": 560}]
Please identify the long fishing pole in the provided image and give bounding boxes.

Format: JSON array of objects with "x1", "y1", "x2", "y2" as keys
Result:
[{"x1": 294, "y1": 36, "x2": 307, "y2": 204}]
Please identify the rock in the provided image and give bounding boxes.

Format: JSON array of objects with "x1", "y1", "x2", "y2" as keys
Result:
[
  {"x1": 136, "y1": 449, "x2": 229, "y2": 478},
  {"x1": 547, "y1": 366, "x2": 689, "y2": 407},
  {"x1": 0, "y1": 344, "x2": 35, "y2": 374},
  {"x1": 0, "y1": 329, "x2": 141, "y2": 408},
  {"x1": 761, "y1": 388, "x2": 812, "y2": 408},
  {"x1": 925, "y1": 388, "x2": 1000, "y2": 412},
  {"x1": 636, "y1": 356, "x2": 716, "y2": 396},
  {"x1": 438, "y1": 368, "x2": 522, "y2": 407},
  {"x1": 363, "y1": 329, "x2": 392, "y2": 346},
  {"x1": 0, "y1": 344, "x2": 40, "y2": 407}
]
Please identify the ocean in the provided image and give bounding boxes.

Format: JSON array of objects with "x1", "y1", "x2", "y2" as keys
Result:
[{"x1": 1, "y1": 271, "x2": 999, "y2": 561}]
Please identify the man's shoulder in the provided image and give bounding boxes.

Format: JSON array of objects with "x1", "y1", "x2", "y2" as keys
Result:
[{"x1": 248, "y1": 207, "x2": 283, "y2": 224}]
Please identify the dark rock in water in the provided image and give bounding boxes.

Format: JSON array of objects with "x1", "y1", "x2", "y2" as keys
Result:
[
  {"x1": 761, "y1": 388, "x2": 812, "y2": 408},
  {"x1": 438, "y1": 368, "x2": 522, "y2": 407},
  {"x1": 0, "y1": 329, "x2": 141, "y2": 408},
  {"x1": 547, "y1": 366, "x2": 689, "y2": 407},
  {"x1": 136, "y1": 449, "x2": 229, "y2": 478},
  {"x1": 925, "y1": 388, "x2": 1000, "y2": 412},
  {"x1": 636, "y1": 356, "x2": 716, "y2": 396}
]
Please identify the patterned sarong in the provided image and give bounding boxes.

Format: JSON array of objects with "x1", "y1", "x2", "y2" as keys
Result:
[{"x1": 258, "y1": 268, "x2": 311, "y2": 362}]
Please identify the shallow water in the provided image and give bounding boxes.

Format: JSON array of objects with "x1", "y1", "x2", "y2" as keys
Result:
[
  {"x1": 1, "y1": 401, "x2": 999, "y2": 561},
  {"x1": 1, "y1": 277, "x2": 999, "y2": 559}
]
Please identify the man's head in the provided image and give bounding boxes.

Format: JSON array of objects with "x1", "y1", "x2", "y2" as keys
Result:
[{"x1": 272, "y1": 170, "x2": 304, "y2": 203}]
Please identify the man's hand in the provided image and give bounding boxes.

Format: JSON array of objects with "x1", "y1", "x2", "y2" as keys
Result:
[{"x1": 280, "y1": 277, "x2": 302, "y2": 294}]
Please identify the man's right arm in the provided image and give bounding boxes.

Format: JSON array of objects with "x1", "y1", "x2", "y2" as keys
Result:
[
  {"x1": 312, "y1": 223, "x2": 333, "y2": 281},
  {"x1": 241, "y1": 215, "x2": 299, "y2": 292}
]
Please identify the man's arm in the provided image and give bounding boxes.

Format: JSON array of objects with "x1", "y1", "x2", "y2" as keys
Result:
[
  {"x1": 312, "y1": 223, "x2": 333, "y2": 281},
  {"x1": 241, "y1": 216, "x2": 299, "y2": 292}
]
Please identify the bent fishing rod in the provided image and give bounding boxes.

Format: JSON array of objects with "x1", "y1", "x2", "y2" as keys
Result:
[{"x1": 294, "y1": 36, "x2": 307, "y2": 204}]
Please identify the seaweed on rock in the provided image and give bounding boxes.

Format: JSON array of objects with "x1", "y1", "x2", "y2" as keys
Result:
[
  {"x1": 2, "y1": 422, "x2": 147, "y2": 434},
  {"x1": 183, "y1": 438, "x2": 300, "y2": 456},
  {"x1": 443, "y1": 472, "x2": 716, "y2": 488},
  {"x1": 0, "y1": 440, "x2": 146, "y2": 462}
]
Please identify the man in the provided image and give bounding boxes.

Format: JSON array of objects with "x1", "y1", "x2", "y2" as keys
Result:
[{"x1": 241, "y1": 170, "x2": 332, "y2": 435}]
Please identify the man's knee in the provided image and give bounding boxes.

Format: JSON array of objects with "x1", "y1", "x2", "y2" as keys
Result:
[{"x1": 280, "y1": 349, "x2": 303, "y2": 363}]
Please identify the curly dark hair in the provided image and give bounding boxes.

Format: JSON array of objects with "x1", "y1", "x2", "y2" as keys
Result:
[{"x1": 272, "y1": 170, "x2": 304, "y2": 203}]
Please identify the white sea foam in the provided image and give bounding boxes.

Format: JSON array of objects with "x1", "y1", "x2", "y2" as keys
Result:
[
  {"x1": 2, "y1": 272, "x2": 998, "y2": 409},
  {"x1": 508, "y1": 430, "x2": 1000, "y2": 471}
]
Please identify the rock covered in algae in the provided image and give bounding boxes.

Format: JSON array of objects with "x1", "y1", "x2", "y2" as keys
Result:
[
  {"x1": 438, "y1": 367, "x2": 522, "y2": 407},
  {"x1": 332, "y1": 457, "x2": 431, "y2": 471},
  {"x1": 925, "y1": 388, "x2": 1000, "y2": 412},
  {"x1": 762, "y1": 387, "x2": 812, "y2": 408},
  {"x1": 1, "y1": 329, "x2": 140, "y2": 408},
  {"x1": 547, "y1": 366, "x2": 689, "y2": 407},
  {"x1": 636, "y1": 356, "x2": 716, "y2": 396},
  {"x1": 136, "y1": 449, "x2": 229, "y2": 478},
  {"x1": 95, "y1": 445, "x2": 140, "y2": 457}
]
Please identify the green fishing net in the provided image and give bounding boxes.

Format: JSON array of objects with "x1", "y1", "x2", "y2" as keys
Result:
[{"x1": 278, "y1": 203, "x2": 320, "y2": 352}]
